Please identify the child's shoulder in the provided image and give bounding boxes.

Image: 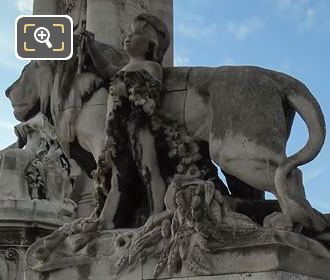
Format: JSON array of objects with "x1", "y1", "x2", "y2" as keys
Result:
[
  {"x1": 122, "y1": 61, "x2": 162, "y2": 80},
  {"x1": 143, "y1": 60, "x2": 161, "y2": 67},
  {"x1": 143, "y1": 61, "x2": 162, "y2": 80}
]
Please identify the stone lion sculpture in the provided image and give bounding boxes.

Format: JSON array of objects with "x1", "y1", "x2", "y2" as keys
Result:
[
  {"x1": 6, "y1": 51, "x2": 328, "y2": 234},
  {"x1": 5, "y1": 11, "x2": 328, "y2": 279}
]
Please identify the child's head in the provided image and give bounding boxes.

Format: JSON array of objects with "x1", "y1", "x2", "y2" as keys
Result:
[{"x1": 124, "y1": 14, "x2": 170, "y2": 64}]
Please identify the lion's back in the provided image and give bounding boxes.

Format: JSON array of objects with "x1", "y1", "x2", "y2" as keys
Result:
[{"x1": 208, "y1": 66, "x2": 294, "y2": 153}]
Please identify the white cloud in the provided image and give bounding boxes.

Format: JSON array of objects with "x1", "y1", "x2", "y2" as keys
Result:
[
  {"x1": 0, "y1": 24, "x2": 27, "y2": 71},
  {"x1": 276, "y1": 0, "x2": 297, "y2": 10},
  {"x1": 0, "y1": 36, "x2": 14, "y2": 53},
  {"x1": 176, "y1": 24, "x2": 196, "y2": 39},
  {"x1": 176, "y1": 14, "x2": 264, "y2": 42},
  {"x1": 313, "y1": 200, "x2": 330, "y2": 213},
  {"x1": 271, "y1": 0, "x2": 330, "y2": 32},
  {"x1": 174, "y1": 55, "x2": 190, "y2": 66},
  {"x1": 304, "y1": 166, "x2": 328, "y2": 183},
  {"x1": 175, "y1": 13, "x2": 219, "y2": 41},
  {"x1": 222, "y1": 57, "x2": 237, "y2": 65},
  {"x1": 277, "y1": 60, "x2": 292, "y2": 73},
  {"x1": 16, "y1": 0, "x2": 33, "y2": 14},
  {"x1": 0, "y1": 57, "x2": 26, "y2": 71},
  {"x1": 0, "y1": 120, "x2": 16, "y2": 131},
  {"x1": 224, "y1": 17, "x2": 264, "y2": 40},
  {"x1": 177, "y1": 22, "x2": 218, "y2": 40}
]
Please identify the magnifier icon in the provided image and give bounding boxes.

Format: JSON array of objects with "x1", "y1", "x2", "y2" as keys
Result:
[{"x1": 34, "y1": 27, "x2": 53, "y2": 49}]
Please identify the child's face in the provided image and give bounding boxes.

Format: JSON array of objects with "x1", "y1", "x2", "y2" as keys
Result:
[{"x1": 124, "y1": 20, "x2": 157, "y2": 59}]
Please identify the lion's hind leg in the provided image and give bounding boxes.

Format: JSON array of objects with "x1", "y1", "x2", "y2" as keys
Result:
[
  {"x1": 209, "y1": 135, "x2": 283, "y2": 195},
  {"x1": 209, "y1": 137, "x2": 325, "y2": 231},
  {"x1": 214, "y1": 156, "x2": 278, "y2": 195},
  {"x1": 276, "y1": 168, "x2": 327, "y2": 232},
  {"x1": 216, "y1": 152, "x2": 327, "y2": 231}
]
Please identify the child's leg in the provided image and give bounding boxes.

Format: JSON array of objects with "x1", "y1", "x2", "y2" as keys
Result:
[
  {"x1": 129, "y1": 122, "x2": 166, "y2": 214},
  {"x1": 99, "y1": 164, "x2": 120, "y2": 229}
]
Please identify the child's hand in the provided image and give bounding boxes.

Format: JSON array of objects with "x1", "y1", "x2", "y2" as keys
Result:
[
  {"x1": 80, "y1": 30, "x2": 96, "y2": 54},
  {"x1": 81, "y1": 30, "x2": 95, "y2": 42}
]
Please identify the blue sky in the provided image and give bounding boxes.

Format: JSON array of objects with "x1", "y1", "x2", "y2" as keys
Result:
[{"x1": 0, "y1": 0, "x2": 329, "y2": 212}]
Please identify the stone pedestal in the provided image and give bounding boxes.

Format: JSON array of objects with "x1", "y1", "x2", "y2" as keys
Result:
[
  {"x1": 0, "y1": 149, "x2": 34, "y2": 200},
  {"x1": 157, "y1": 272, "x2": 323, "y2": 279},
  {"x1": 25, "y1": 270, "x2": 324, "y2": 280},
  {"x1": 0, "y1": 200, "x2": 72, "y2": 280},
  {"x1": 25, "y1": 229, "x2": 330, "y2": 280},
  {"x1": 71, "y1": 172, "x2": 96, "y2": 218}
]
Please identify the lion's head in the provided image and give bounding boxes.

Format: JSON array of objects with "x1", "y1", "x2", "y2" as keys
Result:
[{"x1": 5, "y1": 61, "x2": 55, "y2": 122}]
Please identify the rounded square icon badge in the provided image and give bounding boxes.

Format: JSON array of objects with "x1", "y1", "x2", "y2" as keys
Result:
[{"x1": 16, "y1": 15, "x2": 73, "y2": 60}]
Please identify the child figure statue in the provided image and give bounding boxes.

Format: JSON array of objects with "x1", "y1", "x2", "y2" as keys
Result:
[{"x1": 84, "y1": 14, "x2": 170, "y2": 229}]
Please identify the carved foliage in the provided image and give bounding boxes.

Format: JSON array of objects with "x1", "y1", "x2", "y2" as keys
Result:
[
  {"x1": 115, "y1": 176, "x2": 258, "y2": 278},
  {"x1": 24, "y1": 116, "x2": 70, "y2": 200}
]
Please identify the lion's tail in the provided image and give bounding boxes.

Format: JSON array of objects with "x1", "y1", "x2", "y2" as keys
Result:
[{"x1": 274, "y1": 79, "x2": 326, "y2": 198}]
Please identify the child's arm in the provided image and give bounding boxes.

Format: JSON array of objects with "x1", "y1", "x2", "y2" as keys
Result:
[{"x1": 84, "y1": 31, "x2": 122, "y2": 80}]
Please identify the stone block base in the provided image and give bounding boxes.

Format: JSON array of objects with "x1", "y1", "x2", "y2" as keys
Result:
[
  {"x1": 0, "y1": 200, "x2": 72, "y2": 280},
  {"x1": 166, "y1": 271, "x2": 323, "y2": 279},
  {"x1": 25, "y1": 270, "x2": 325, "y2": 280},
  {"x1": 25, "y1": 228, "x2": 330, "y2": 280}
]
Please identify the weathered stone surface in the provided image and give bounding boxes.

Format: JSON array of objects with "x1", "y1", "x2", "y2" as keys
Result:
[
  {"x1": 8, "y1": 60, "x2": 327, "y2": 229},
  {"x1": 71, "y1": 172, "x2": 96, "y2": 218},
  {"x1": 33, "y1": 0, "x2": 173, "y2": 66},
  {"x1": 33, "y1": 0, "x2": 86, "y2": 31},
  {"x1": 0, "y1": 247, "x2": 26, "y2": 280},
  {"x1": 0, "y1": 149, "x2": 34, "y2": 200},
  {"x1": 2, "y1": 2, "x2": 330, "y2": 280},
  {"x1": 0, "y1": 91, "x2": 76, "y2": 280},
  {"x1": 86, "y1": 0, "x2": 173, "y2": 66},
  {"x1": 25, "y1": 229, "x2": 330, "y2": 280},
  {"x1": 0, "y1": 199, "x2": 73, "y2": 280},
  {"x1": 0, "y1": 114, "x2": 76, "y2": 211},
  {"x1": 187, "y1": 272, "x2": 322, "y2": 280},
  {"x1": 153, "y1": 272, "x2": 323, "y2": 280},
  {"x1": 33, "y1": 0, "x2": 57, "y2": 15},
  {"x1": 0, "y1": 200, "x2": 72, "y2": 229},
  {"x1": 6, "y1": 28, "x2": 328, "y2": 280},
  {"x1": 228, "y1": 199, "x2": 280, "y2": 225}
]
